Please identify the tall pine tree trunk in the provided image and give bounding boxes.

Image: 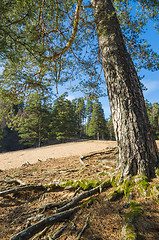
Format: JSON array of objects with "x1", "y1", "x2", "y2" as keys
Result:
[{"x1": 91, "y1": 0, "x2": 159, "y2": 177}]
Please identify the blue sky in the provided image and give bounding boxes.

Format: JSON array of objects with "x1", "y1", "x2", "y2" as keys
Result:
[
  {"x1": 67, "y1": 22, "x2": 159, "y2": 118},
  {"x1": 141, "y1": 25, "x2": 159, "y2": 104}
]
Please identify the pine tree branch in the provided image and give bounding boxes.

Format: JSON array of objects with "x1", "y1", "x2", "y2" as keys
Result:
[{"x1": 45, "y1": 0, "x2": 83, "y2": 61}]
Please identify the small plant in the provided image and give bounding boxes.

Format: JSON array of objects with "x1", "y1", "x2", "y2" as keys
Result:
[{"x1": 155, "y1": 168, "x2": 159, "y2": 178}]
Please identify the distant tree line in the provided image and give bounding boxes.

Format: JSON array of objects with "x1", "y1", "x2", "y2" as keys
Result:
[{"x1": 0, "y1": 94, "x2": 158, "y2": 152}]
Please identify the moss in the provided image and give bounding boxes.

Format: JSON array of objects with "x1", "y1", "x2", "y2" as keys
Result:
[
  {"x1": 104, "y1": 187, "x2": 124, "y2": 201},
  {"x1": 81, "y1": 197, "x2": 96, "y2": 208},
  {"x1": 121, "y1": 178, "x2": 134, "y2": 200},
  {"x1": 111, "y1": 172, "x2": 121, "y2": 187},
  {"x1": 59, "y1": 179, "x2": 103, "y2": 191},
  {"x1": 129, "y1": 201, "x2": 143, "y2": 217},
  {"x1": 151, "y1": 185, "x2": 159, "y2": 202},
  {"x1": 121, "y1": 222, "x2": 137, "y2": 240},
  {"x1": 99, "y1": 172, "x2": 107, "y2": 177},
  {"x1": 121, "y1": 201, "x2": 143, "y2": 239},
  {"x1": 135, "y1": 178, "x2": 150, "y2": 197}
]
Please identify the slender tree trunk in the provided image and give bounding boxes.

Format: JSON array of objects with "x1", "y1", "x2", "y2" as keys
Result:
[
  {"x1": 91, "y1": 0, "x2": 159, "y2": 177},
  {"x1": 97, "y1": 132, "x2": 100, "y2": 140}
]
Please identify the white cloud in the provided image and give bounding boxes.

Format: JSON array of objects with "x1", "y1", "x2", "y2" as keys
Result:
[
  {"x1": 66, "y1": 95, "x2": 75, "y2": 101},
  {"x1": 144, "y1": 80, "x2": 159, "y2": 93}
]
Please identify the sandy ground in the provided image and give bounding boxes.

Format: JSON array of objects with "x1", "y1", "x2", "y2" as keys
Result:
[
  {"x1": 0, "y1": 140, "x2": 117, "y2": 170},
  {"x1": 0, "y1": 140, "x2": 158, "y2": 171}
]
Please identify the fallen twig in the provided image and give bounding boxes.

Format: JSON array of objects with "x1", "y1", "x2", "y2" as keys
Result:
[
  {"x1": 0, "y1": 178, "x2": 26, "y2": 185},
  {"x1": 0, "y1": 185, "x2": 46, "y2": 197},
  {"x1": 76, "y1": 214, "x2": 90, "y2": 240},
  {"x1": 79, "y1": 156, "x2": 85, "y2": 166},
  {"x1": 81, "y1": 147, "x2": 118, "y2": 160},
  {"x1": 50, "y1": 223, "x2": 67, "y2": 240}
]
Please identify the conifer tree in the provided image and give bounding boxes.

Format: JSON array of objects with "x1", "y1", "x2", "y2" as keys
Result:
[
  {"x1": 106, "y1": 115, "x2": 115, "y2": 140},
  {"x1": 17, "y1": 93, "x2": 52, "y2": 147},
  {"x1": 145, "y1": 100, "x2": 159, "y2": 139},
  {"x1": 87, "y1": 100, "x2": 106, "y2": 140},
  {"x1": 51, "y1": 94, "x2": 77, "y2": 142},
  {"x1": 73, "y1": 98, "x2": 85, "y2": 138}
]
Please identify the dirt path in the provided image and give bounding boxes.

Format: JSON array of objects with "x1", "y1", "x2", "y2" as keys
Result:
[{"x1": 0, "y1": 140, "x2": 117, "y2": 170}]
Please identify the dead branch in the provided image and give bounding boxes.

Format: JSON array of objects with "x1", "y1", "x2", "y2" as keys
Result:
[
  {"x1": 10, "y1": 206, "x2": 80, "y2": 240},
  {"x1": 81, "y1": 147, "x2": 118, "y2": 160},
  {"x1": 0, "y1": 180, "x2": 69, "y2": 197},
  {"x1": 51, "y1": 168, "x2": 80, "y2": 175},
  {"x1": 79, "y1": 156, "x2": 85, "y2": 166},
  {"x1": 76, "y1": 214, "x2": 90, "y2": 240},
  {"x1": 50, "y1": 224, "x2": 67, "y2": 240},
  {"x1": 26, "y1": 214, "x2": 46, "y2": 225},
  {"x1": 56, "y1": 180, "x2": 111, "y2": 213},
  {"x1": 39, "y1": 199, "x2": 71, "y2": 213},
  {"x1": 0, "y1": 185, "x2": 46, "y2": 197},
  {"x1": 0, "y1": 178, "x2": 26, "y2": 186}
]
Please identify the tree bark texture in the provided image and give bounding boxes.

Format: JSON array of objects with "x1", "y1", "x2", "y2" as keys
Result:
[{"x1": 91, "y1": 0, "x2": 159, "y2": 177}]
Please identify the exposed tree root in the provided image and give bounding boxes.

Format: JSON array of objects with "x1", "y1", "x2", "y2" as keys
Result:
[
  {"x1": 2, "y1": 164, "x2": 159, "y2": 240},
  {"x1": 31, "y1": 226, "x2": 51, "y2": 240},
  {"x1": 56, "y1": 180, "x2": 111, "y2": 213},
  {"x1": 39, "y1": 199, "x2": 71, "y2": 213},
  {"x1": 10, "y1": 206, "x2": 80, "y2": 240}
]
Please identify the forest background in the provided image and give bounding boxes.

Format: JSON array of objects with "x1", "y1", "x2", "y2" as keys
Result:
[{"x1": 0, "y1": 0, "x2": 158, "y2": 153}]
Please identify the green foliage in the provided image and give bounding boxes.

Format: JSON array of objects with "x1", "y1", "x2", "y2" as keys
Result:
[
  {"x1": 156, "y1": 168, "x2": 159, "y2": 178},
  {"x1": 111, "y1": 173, "x2": 121, "y2": 187},
  {"x1": 106, "y1": 115, "x2": 115, "y2": 140},
  {"x1": 1, "y1": 0, "x2": 158, "y2": 103},
  {"x1": 136, "y1": 178, "x2": 150, "y2": 196},
  {"x1": 145, "y1": 100, "x2": 159, "y2": 139},
  {"x1": 129, "y1": 201, "x2": 143, "y2": 217},
  {"x1": 16, "y1": 92, "x2": 52, "y2": 147},
  {"x1": 87, "y1": 100, "x2": 106, "y2": 140},
  {"x1": 51, "y1": 94, "x2": 77, "y2": 141},
  {"x1": 72, "y1": 97, "x2": 86, "y2": 138},
  {"x1": 81, "y1": 197, "x2": 96, "y2": 208}
]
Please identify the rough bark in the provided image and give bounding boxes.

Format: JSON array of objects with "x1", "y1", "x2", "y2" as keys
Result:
[{"x1": 91, "y1": 0, "x2": 159, "y2": 177}]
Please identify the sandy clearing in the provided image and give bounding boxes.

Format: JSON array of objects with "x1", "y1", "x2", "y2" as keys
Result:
[
  {"x1": 0, "y1": 140, "x2": 117, "y2": 170},
  {"x1": 0, "y1": 140, "x2": 158, "y2": 171}
]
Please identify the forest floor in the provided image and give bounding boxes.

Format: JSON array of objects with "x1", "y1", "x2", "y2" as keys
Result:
[{"x1": 0, "y1": 140, "x2": 159, "y2": 240}]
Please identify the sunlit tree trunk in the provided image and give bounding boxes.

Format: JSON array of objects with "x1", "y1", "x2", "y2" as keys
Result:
[{"x1": 91, "y1": 0, "x2": 159, "y2": 177}]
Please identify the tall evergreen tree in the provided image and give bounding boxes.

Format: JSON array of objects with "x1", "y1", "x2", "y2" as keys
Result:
[
  {"x1": 87, "y1": 100, "x2": 106, "y2": 140},
  {"x1": 73, "y1": 97, "x2": 85, "y2": 138},
  {"x1": 106, "y1": 115, "x2": 115, "y2": 140},
  {"x1": 16, "y1": 93, "x2": 52, "y2": 147},
  {"x1": 51, "y1": 94, "x2": 77, "y2": 142},
  {"x1": 146, "y1": 100, "x2": 159, "y2": 139}
]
